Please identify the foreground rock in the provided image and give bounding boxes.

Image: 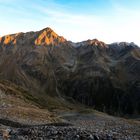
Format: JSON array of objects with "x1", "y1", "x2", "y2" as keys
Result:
[
  {"x1": 0, "y1": 114, "x2": 140, "y2": 140},
  {"x1": 0, "y1": 125, "x2": 124, "y2": 140},
  {"x1": 61, "y1": 112, "x2": 140, "y2": 140}
]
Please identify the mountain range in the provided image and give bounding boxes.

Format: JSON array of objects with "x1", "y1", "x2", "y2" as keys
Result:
[{"x1": 0, "y1": 27, "x2": 140, "y2": 117}]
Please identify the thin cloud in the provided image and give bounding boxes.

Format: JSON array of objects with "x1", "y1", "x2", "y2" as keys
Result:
[{"x1": 0, "y1": 0, "x2": 140, "y2": 45}]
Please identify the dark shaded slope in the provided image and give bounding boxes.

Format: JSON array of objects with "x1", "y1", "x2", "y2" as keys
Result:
[
  {"x1": 0, "y1": 28, "x2": 140, "y2": 115},
  {"x1": 59, "y1": 40, "x2": 140, "y2": 115}
]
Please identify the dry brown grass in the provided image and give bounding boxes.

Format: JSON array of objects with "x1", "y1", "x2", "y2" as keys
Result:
[{"x1": 0, "y1": 81, "x2": 61, "y2": 124}]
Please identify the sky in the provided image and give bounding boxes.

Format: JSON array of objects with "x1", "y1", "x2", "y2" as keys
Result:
[{"x1": 0, "y1": 0, "x2": 140, "y2": 45}]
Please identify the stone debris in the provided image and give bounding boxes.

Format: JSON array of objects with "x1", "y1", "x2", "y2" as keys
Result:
[{"x1": 0, "y1": 126, "x2": 108, "y2": 140}]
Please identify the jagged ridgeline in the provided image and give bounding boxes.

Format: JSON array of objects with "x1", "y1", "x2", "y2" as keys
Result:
[{"x1": 0, "y1": 27, "x2": 140, "y2": 115}]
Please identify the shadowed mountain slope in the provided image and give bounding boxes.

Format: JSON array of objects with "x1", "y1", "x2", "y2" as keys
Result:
[{"x1": 0, "y1": 27, "x2": 140, "y2": 115}]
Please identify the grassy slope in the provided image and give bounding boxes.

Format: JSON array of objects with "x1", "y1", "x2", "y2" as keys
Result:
[
  {"x1": 0, "y1": 80, "x2": 60, "y2": 124},
  {"x1": 0, "y1": 80, "x2": 95, "y2": 125}
]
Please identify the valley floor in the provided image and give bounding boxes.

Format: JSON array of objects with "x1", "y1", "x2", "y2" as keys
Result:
[
  {"x1": 60, "y1": 111, "x2": 140, "y2": 140},
  {"x1": 0, "y1": 111, "x2": 140, "y2": 140}
]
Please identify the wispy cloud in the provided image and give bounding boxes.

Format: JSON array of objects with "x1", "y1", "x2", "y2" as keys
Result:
[
  {"x1": 33, "y1": 2, "x2": 140, "y2": 45},
  {"x1": 0, "y1": 0, "x2": 140, "y2": 45}
]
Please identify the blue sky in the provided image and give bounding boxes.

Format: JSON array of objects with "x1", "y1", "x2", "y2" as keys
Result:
[{"x1": 0, "y1": 0, "x2": 140, "y2": 45}]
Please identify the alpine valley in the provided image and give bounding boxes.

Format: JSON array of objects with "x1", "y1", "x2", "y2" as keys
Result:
[{"x1": 0, "y1": 27, "x2": 140, "y2": 140}]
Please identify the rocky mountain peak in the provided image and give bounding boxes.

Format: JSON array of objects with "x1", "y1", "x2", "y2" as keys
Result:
[
  {"x1": 110, "y1": 42, "x2": 138, "y2": 48},
  {"x1": 74, "y1": 39, "x2": 107, "y2": 49},
  {"x1": 35, "y1": 27, "x2": 66, "y2": 46},
  {"x1": 108, "y1": 42, "x2": 139, "y2": 55},
  {"x1": 0, "y1": 33, "x2": 22, "y2": 45},
  {"x1": 87, "y1": 39, "x2": 107, "y2": 48},
  {"x1": 0, "y1": 27, "x2": 67, "y2": 47}
]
